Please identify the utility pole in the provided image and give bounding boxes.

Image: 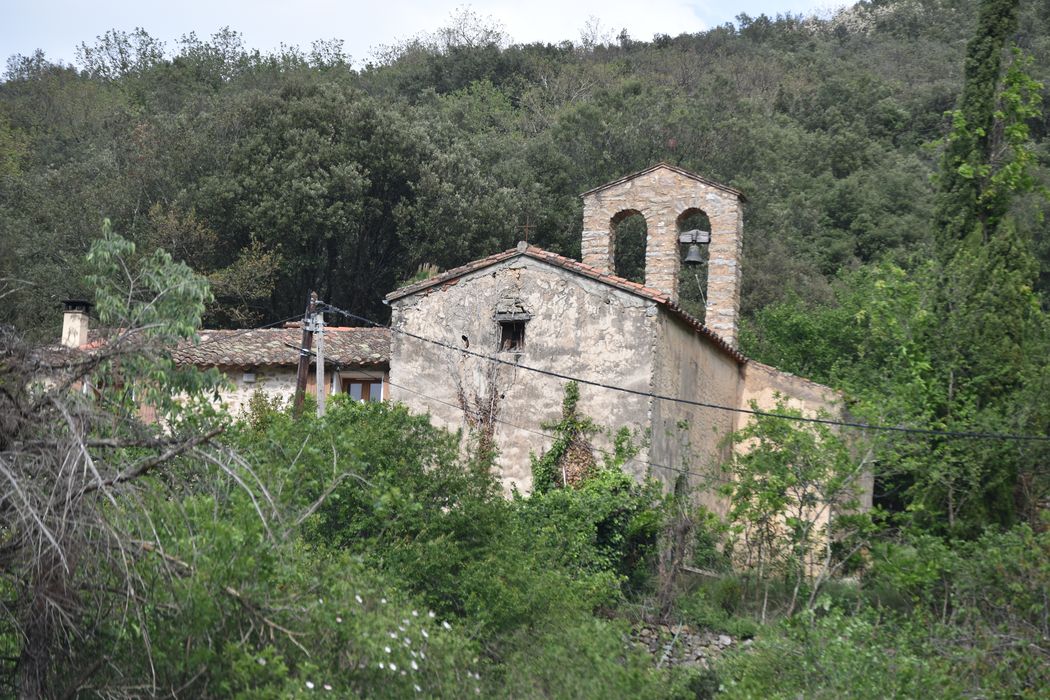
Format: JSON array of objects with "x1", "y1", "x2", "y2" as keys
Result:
[
  {"x1": 292, "y1": 291, "x2": 317, "y2": 418},
  {"x1": 314, "y1": 304, "x2": 325, "y2": 417}
]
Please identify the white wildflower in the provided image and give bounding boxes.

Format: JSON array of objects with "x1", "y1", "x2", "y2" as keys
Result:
[
  {"x1": 355, "y1": 594, "x2": 363, "y2": 604},
  {"x1": 336, "y1": 616, "x2": 343, "y2": 624},
  {"x1": 411, "y1": 660, "x2": 419, "y2": 671},
  {"x1": 428, "y1": 610, "x2": 436, "y2": 618},
  {"x1": 421, "y1": 629, "x2": 429, "y2": 639},
  {"x1": 442, "y1": 621, "x2": 452, "y2": 630},
  {"x1": 412, "y1": 610, "x2": 419, "y2": 617},
  {"x1": 390, "y1": 632, "x2": 398, "y2": 639},
  {"x1": 323, "y1": 684, "x2": 332, "y2": 691},
  {"x1": 390, "y1": 663, "x2": 398, "y2": 672},
  {"x1": 414, "y1": 684, "x2": 422, "y2": 693},
  {"x1": 404, "y1": 638, "x2": 412, "y2": 646},
  {"x1": 256, "y1": 657, "x2": 267, "y2": 666},
  {"x1": 306, "y1": 681, "x2": 315, "y2": 689},
  {"x1": 384, "y1": 646, "x2": 392, "y2": 654},
  {"x1": 379, "y1": 662, "x2": 385, "y2": 670},
  {"x1": 380, "y1": 597, "x2": 387, "y2": 604}
]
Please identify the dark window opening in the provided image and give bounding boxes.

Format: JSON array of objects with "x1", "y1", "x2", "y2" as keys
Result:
[
  {"x1": 612, "y1": 209, "x2": 647, "y2": 283},
  {"x1": 499, "y1": 320, "x2": 526, "y2": 352}
]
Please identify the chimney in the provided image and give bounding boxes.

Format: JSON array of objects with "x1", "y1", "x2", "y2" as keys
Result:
[{"x1": 61, "y1": 299, "x2": 92, "y2": 348}]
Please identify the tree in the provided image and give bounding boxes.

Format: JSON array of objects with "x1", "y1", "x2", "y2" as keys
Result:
[
  {"x1": 719, "y1": 399, "x2": 872, "y2": 619},
  {"x1": 921, "y1": 0, "x2": 1049, "y2": 532},
  {"x1": 0, "y1": 222, "x2": 230, "y2": 696},
  {"x1": 934, "y1": 0, "x2": 1023, "y2": 245}
]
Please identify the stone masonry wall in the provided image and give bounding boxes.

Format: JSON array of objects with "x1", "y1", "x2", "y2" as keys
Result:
[
  {"x1": 582, "y1": 165, "x2": 744, "y2": 346},
  {"x1": 388, "y1": 257, "x2": 657, "y2": 494},
  {"x1": 650, "y1": 313, "x2": 743, "y2": 517}
]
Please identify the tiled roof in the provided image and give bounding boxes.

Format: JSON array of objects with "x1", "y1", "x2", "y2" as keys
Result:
[
  {"x1": 385, "y1": 243, "x2": 746, "y2": 364},
  {"x1": 172, "y1": 327, "x2": 390, "y2": 368},
  {"x1": 579, "y1": 162, "x2": 747, "y2": 201}
]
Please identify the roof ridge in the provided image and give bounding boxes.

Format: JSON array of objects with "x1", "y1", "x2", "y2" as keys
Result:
[
  {"x1": 385, "y1": 243, "x2": 746, "y2": 365},
  {"x1": 579, "y1": 162, "x2": 746, "y2": 200}
]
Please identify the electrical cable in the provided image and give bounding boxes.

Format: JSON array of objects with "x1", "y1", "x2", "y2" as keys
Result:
[
  {"x1": 320, "y1": 302, "x2": 1050, "y2": 444},
  {"x1": 381, "y1": 377, "x2": 739, "y2": 485}
]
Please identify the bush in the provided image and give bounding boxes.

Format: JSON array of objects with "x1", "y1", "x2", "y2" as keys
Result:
[{"x1": 716, "y1": 609, "x2": 961, "y2": 699}]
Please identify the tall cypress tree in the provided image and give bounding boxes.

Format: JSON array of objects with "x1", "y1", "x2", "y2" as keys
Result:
[
  {"x1": 935, "y1": 0, "x2": 1022, "y2": 245},
  {"x1": 918, "y1": 0, "x2": 1048, "y2": 533}
]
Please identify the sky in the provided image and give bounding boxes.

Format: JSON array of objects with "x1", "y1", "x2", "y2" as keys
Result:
[{"x1": 3, "y1": 0, "x2": 851, "y2": 68}]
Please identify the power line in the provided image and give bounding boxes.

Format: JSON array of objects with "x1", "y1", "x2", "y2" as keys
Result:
[
  {"x1": 321, "y1": 303, "x2": 1050, "y2": 444},
  {"x1": 382, "y1": 377, "x2": 738, "y2": 486}
]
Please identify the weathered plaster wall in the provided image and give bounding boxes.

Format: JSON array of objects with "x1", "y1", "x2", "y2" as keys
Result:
[
  {"x1": 737, "y1": 361, "x2": 872, "y2": 511},
  {"x1": 581, "y1": 166, "x2": 744, "y2": 346},
  {"x1": 736, "y1": 361, "x2": 840, "y2": 432},
  {"x1": 388, "y1": 257, "x2": 657, "y2": 493},
  {"x1": 650, "y1": 315, "x2": 743, "y2": 516},
  {"x1": 213, "y1": 365, "x2": 301, "y2": 416},
  {"x1": 199, "y1": 366, "x2": 389, "y2": 418}
]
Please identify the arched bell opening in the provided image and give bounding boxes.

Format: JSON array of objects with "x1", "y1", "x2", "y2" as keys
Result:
[
  {"x1": 677, "y1": 208, "x2": 711, "y2": 322},
  {"x1": 611, "y1": 209, "x2": 647, "y2": 284}
]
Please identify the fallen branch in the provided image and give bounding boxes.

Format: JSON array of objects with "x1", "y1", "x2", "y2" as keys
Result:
[{"x1": 78, "y1": 427, "x2": 224, "y2": 497}]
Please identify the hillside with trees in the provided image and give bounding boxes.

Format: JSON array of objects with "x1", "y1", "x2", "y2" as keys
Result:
[{"x1": 1, "y1": 0, "x2": 1049, "y2": 697}]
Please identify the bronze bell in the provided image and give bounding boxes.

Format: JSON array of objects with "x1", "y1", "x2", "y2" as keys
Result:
[{"x1": 684, "y1": 243, "x2": 705, "y2": 265}]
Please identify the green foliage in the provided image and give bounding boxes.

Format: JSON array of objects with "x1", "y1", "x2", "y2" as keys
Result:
[
  {"x1": 498, "y1": 616, "x2": 697, "y2": 699},
  {"x1": 92, "y1": 476, "x2": 482, "y2": 698},
  {"x1": 935, "y1": 0, "x2": 1024, "y2": 244},
  {"x1": 5, "y1": 2, "x2": 1049, "y2": 337},
  {"x1": 719, "y1": 398, "x2": 868, "y2": 612},
  {"x1": 518, "y1": 466, "x2": 666, "y2": 595},
  {"x1": 230, "y1": 395, "x2": 667, "y2": 661},
  {"x1": 716, "y1": 524, "x2": 1050, "y2": 699},
  {"x1": 530, "y1": 381, "x2": 598, "y2": 492},
  {"x1": 717, "y1": 608, "x2": 962, "y2": 699},
  {"x1": 84, "y1": 220, "x2": 227, "y2": 422}
]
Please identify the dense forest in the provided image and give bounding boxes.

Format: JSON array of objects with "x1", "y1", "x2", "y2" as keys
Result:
[
  {"x1": 1, "y1": 0, "x2": 1049, "y2": 697},
  {"x1": 2, "y1": 0, "x2": 1048, "y2": 331}
]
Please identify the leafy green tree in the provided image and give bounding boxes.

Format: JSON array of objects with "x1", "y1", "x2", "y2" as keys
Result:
[
  {"x1": 719, "y1": 399, "x2": 872, "y2": 618},
  {"x1": 0, "y1": 222, "x2": 225, "y2": 696}
]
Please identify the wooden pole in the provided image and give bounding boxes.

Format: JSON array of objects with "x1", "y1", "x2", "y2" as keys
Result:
[
  {"x1": 315, "y1": 306, "x2": 325, "y2": 417},
  {"x1": 292, "y1": 291, "x2": 317, "y2": 418}
]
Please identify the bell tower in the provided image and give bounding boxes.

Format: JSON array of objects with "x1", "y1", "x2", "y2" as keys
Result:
[{"x1": 580, "y1": 163, "x2": 745, "y2": 347}]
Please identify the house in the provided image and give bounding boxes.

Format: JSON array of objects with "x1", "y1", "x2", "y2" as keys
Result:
[
  {"x1": 385, "y1": 164, "x2": 862, "y2": 514},
  {"x1": 58, "y1": 303, "x2": 390, "y2": 414}
]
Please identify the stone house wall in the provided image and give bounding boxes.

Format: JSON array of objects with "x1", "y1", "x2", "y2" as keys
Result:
[
  {"x1": 207, "y1": 365, "x2": 300, "y2": 416},
  {"x1": 738, "y1": 361, "x2": 872, "y2": 512},
  {"x1": 650, "y1": 313, "x2": 744, "y2": 517},
  {"x1": 388, "y1": 256, "x2": 657, "y2": 493},
  {"x1": 207, "y1": 366, "x2": 389, "y2": 417}
]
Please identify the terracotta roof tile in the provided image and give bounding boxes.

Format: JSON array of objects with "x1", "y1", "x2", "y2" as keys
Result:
[{"x1": 172, "y1": 327, "x2": 390, "y2": 368}]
